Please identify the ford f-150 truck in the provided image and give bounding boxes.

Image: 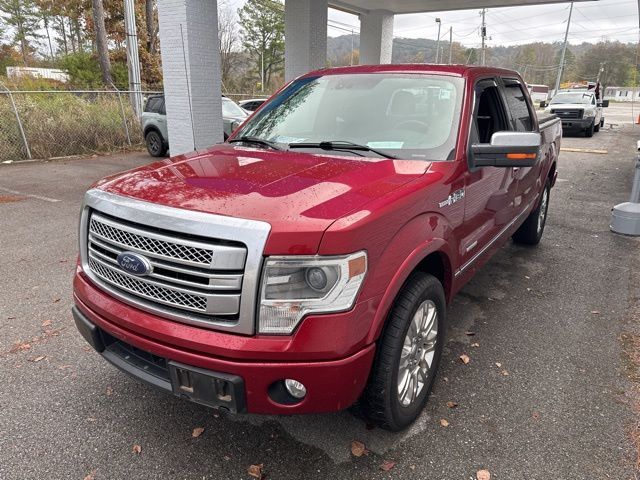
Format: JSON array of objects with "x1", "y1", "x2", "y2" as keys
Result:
[{"x1": 73, "y1": 65, "x2": 561, "y2": 431}]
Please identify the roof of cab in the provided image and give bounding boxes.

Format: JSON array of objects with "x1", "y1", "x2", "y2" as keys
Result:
[{"x1": 300, "y1": 64, "x2": 522, "y2": 79}]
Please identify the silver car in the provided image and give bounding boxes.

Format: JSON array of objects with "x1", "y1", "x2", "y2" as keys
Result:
[{"x1": 141, "y1": 95, "x2": 248, "y2": 157}]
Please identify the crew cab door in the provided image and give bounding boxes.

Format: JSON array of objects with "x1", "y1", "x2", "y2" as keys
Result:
[
  {"x1": 460, "y1": 79, "x2": 518, "y2": 268},
  {"x1": 499, "y1": 77, "x2": 541, "y2": 216}
]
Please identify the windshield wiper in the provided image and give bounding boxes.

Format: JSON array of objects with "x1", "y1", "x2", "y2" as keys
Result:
[
  {"x1": 228, "y1": 136, "x2": 283, "y2": 151},
  {"x1": 288, "y1": 140, "x2": 396, "y2": 159}
]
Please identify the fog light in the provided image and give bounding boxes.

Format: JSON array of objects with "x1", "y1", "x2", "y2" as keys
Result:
[{"x1": 284, "y1": 379, "x2": 307, "y2": 399}]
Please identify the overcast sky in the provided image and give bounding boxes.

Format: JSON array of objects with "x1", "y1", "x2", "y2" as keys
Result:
[{"x1": 227, "y1": 0, "x2": 639, "y2": 46}]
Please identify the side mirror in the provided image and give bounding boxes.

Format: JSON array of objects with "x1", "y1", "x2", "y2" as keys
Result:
[
  {"x1": 601, "y1": 99, "x2": 609, "y2": 108},
  {"x1": 540, "y1": 101, "x2": 547, "y2": 108},
  {"x1": 471, "y1": 132, "x2": 541, "y2": 168}
]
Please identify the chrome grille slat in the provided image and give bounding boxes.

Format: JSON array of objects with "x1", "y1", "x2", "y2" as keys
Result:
[
  {"x1": 88, "y1": 245, "x2": 243, "y2": 291},
  {"x1": 89, "y1": 213, "x2": 247, "y2": 270}
]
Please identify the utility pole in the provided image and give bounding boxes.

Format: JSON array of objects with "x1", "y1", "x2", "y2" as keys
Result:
[
  {"x1": 480, "y1": 8, "x2": 487, "y2": 66},
  {"x1": 124, "y1": 0, "x2": 142, "y2": 117},
  {"x1": 449, "y1": 26, "x2": 453, "y2": 64},
  {"x1": 554, "y1": 1, "x2": 573, "y2": 97},
  {"x1": 350, "y1": 29, "x2": 354, "y2": 66},
  {"x1": 435, "y1": 18, "x2": 442, "y2": 63},
  {"x1": 260, "y1": 51, "x2": 265, "y2": 93}
]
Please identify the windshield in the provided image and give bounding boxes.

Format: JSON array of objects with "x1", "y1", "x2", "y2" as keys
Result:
[
  {"x1": 550, "y1": 92, "x2": 594, "y2": 105},
  {"x1": 234, "y1": 73, "x2": 464, "y2": 161},
  {"x1": 222, "y1": 98, "x2": 247, "y2": 118}
]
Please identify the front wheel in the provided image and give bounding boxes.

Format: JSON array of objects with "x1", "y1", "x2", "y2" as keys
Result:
[
  {"x1": 360, "y1": 272, "x2": 445, "y2": 431},
  {"x1": 145, "y1": 130, "x2": 168, "y2": 157},
  {"x1": 585, "y1": 122, "x2": 594, "y2": 137},
  {"x1": 512, "y1": 179, "x2": 550, "y2": 245}
]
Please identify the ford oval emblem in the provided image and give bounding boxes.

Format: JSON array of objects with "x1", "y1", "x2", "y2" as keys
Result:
[{"x1": 116, "y1": 251, "x2": 153, "y2": 276}]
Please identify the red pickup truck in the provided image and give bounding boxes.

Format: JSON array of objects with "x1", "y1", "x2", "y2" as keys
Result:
[{"x1": 73, "y1": 65, "x2": 561, "y2": 431}]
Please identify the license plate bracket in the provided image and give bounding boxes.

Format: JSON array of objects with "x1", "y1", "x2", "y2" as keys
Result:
[{"x1": 168, "y1": 361, "x2": 246, "y2": 413}]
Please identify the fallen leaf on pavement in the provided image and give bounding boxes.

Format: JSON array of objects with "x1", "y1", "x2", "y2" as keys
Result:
[
  {"x1": 10, "y1": 341, "x2": 31, "y2": 353},
  {"x1": 591, "y1": 310, "x2": 600, "y2": 315},
  {"x1": 41, "y1": 320, "x2": 52, "y2": 327},
  {"x1": 495, "y1": 362, "x2": 502, "y2": 368},
  {"x1": 53, "y1": 298, "x2": 61, "y2": 303},
  {"x1": 7, "y1": 316, "x2": 16, "y2": 320},
  {"x1": 464, "y1": 331, "x2": 476, "y2": 336},
  {"x1": 132, "y1": 444, "x2": 142, "y2": 455},
  {"x1": 83, "y1": 470, "x2": 97, "y2": 480},
  {"x1": 29, "y1": 355, "x2": 46, "y2": 362},
  {"x1": 459, "y1": 354, "x2": 470, "y2": 364},
  {"x1": 409, "y1": 465, "x2": 416, "y2": 470},
  {"x1": 192, "y1": 427, "x2": 205, "y2": 438},
  {"x1": 471, "y1": 342, "x2": 480, "y2": 347},
  {"x1": 501, "y1": 370, "x2": 509, "y2": 376},
  {"x1": 247, "y1": 464, "x2": 264, "y2": 479},
  {"x1": 380, "y1": 460, "x2": 396, "y2": 471},
  {"x1": 443, "y1": 376, "x2": 449, "y2": 382},
  {"x1": 477, "y1": 469, "x2": 491, "y2": 480},
  {"x1": 446, "y1": 401, "x2": 458, "y2": 409},
  {"x1": 106, "y1": 387, "x2": 113, "y2": 396},
  {"x1": 532, "y1": 411, "x2": 541, "y2": 420},
  {"x1": 350, "y1": 440, "x2": 369, "y2": 457},
  {"x1": 439, "y1": 419, "x2": 450, "y2": 427}
]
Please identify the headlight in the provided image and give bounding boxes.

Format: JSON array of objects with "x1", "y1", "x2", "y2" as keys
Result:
[
  {"x1": 583, "y1": 109, "x2": 595, "y2": 117},
  {"x1": 258, "y1": 251, "x2": 367, "y2": 334}
]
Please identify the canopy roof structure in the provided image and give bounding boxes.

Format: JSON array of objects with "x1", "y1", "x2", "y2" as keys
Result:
[{"x1": 329, "y1": 0, "x2": 593, "y2": 15}]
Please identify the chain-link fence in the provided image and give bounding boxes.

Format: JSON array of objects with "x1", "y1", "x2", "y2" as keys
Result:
[
  {"x1": 0, "y1": 89, "x2": 267, "y2": 162},
  {"x1": 0, "y1": 88, "x2": 161, "y2": 162}
]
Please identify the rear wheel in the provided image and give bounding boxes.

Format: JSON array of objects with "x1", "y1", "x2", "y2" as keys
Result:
[
  {"x1": 360, "y1": 272, "x2": 445, "y2": 431},
  {"x1": 145, "y1": 130, "x2": 167, "y2": 157},
  {"x1": 512, "y1": 179, "x2": 550, "y2": 245}
]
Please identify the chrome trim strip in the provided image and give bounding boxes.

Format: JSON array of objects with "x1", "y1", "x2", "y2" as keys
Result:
[
  {"x1": 88, "y1": 247, "x2": 243, "y2": 291},
  {"x1": 90, "y1": 212, "x2": 247, "y2": 270},
  {"x1": 80, "y1": 189, "x2": 271, "y2": 335},
  {"x1": 454, "y1": 201, "x2": 533, "y2": 278}
]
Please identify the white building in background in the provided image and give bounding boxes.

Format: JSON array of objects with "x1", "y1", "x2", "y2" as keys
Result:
[
  {"x1": 604, "y1": 87, "x2": 640, "y2": 102},
  {"x1": 6, "y1": 66, "x2": 70, "y2": 83}
]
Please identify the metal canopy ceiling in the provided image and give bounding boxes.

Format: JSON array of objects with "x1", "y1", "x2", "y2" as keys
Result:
[{"x1": 328, "y1": 0, "x2": 596, "y2": 15}]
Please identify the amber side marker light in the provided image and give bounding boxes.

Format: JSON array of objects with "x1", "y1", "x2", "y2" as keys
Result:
[{"x1": 506, "y1": 153, "x2": 537, "y2": 160}]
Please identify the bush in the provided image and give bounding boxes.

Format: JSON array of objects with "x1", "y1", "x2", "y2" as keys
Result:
[{"x1": 0, "y1": 91, "x2": 142, "y2": 160}]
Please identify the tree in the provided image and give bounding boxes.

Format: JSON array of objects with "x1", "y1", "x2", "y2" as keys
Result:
[
  {"x1": 576, "y1": 41, "x2": 634, "y2": 88},
  {"x1": 218, "y1": 1, "x2": 239, "y2": 89},
  {"x1": 238, "y1": 0, "x2": 284, "y2": 91},
  {"x1": 90, "y1": 0, "x2": 112, "y2": 85},
  {"x1": 0, "y1": 0, "x2": 41, "y2": 64},
  {"x1": 145, "y1": 0, "x2": 158, "y2": 54}
]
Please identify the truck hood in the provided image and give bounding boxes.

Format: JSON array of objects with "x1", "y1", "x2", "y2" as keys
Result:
[{"x1": 97, "y1": 144, "x2": 430, "y2": 254}]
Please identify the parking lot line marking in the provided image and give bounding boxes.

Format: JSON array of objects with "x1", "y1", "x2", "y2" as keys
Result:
[
  {"x1": 0, "y1": 186, "x2": 61, "y2": 203},
  {"x1": 560, "y1": 147, "x2": 608, "y2": 154}
]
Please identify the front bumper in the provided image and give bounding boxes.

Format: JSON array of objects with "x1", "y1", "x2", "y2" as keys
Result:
[
  {"x1": 72, "y1": 297, "x2": 376, "y2": 415},
  {"x1": 559, "y1": 117, "x2": 593, "y2": 131}
]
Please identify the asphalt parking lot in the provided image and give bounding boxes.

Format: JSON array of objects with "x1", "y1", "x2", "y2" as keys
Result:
[{"x1": 2, "y1": 121, "x2": 640, "y2": 479}]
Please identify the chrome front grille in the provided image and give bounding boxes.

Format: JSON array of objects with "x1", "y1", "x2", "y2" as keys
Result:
[
  {"x1": 79, "y1": 189, "x2": 271, "y2": 334},
  {"x1": 85, "y1": 211, "x2": 247, "y2": 321}
]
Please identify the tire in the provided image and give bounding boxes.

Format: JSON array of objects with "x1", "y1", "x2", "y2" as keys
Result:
[
  {"x1": 145, "y1": 130, "x2": 168, "y2": 157},
  {"x1": 594, "y1": 122, "x2": 600, "y2": 133},
  {"x1": 360, "y1": 272, "x2": 446, "y2": 431},
  {"x1": 585, "y1": 122, "x2": 594, "y2": 137},
  {"x1": 512, "y1": 179, "x2": 551, "y2": 245},
  {"x1": 600, "y1": 118, "x2": 605, "y2": 127}
]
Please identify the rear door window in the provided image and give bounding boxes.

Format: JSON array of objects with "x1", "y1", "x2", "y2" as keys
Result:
[{"x1": 501, "y1": 79, "x2": 533, "y2": 132}]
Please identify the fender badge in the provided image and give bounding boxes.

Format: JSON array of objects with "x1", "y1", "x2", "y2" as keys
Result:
[{"x1": 439, "y1": 189, "x2": 465, "y2": 208}]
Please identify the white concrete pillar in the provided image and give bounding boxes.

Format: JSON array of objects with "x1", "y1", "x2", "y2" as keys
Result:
[
  {"x1": 285, "y1": 0, "x2": 328, "y2": 82},
  {"x1": 157, "y1": 0, "x2": 223, "y2": 155},
  {"x1": 359, "y1": 9, "x2": 394, "y2": 65}
]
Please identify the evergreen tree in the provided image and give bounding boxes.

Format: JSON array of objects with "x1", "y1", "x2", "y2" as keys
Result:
[{"x1": 0, "y1": 0, "x2": 41, "y2": 64}]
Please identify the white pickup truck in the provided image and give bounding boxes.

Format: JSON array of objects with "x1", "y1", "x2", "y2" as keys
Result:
[{"x1": 544, "y1": 90, "x2": 608, "y2": 137}]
